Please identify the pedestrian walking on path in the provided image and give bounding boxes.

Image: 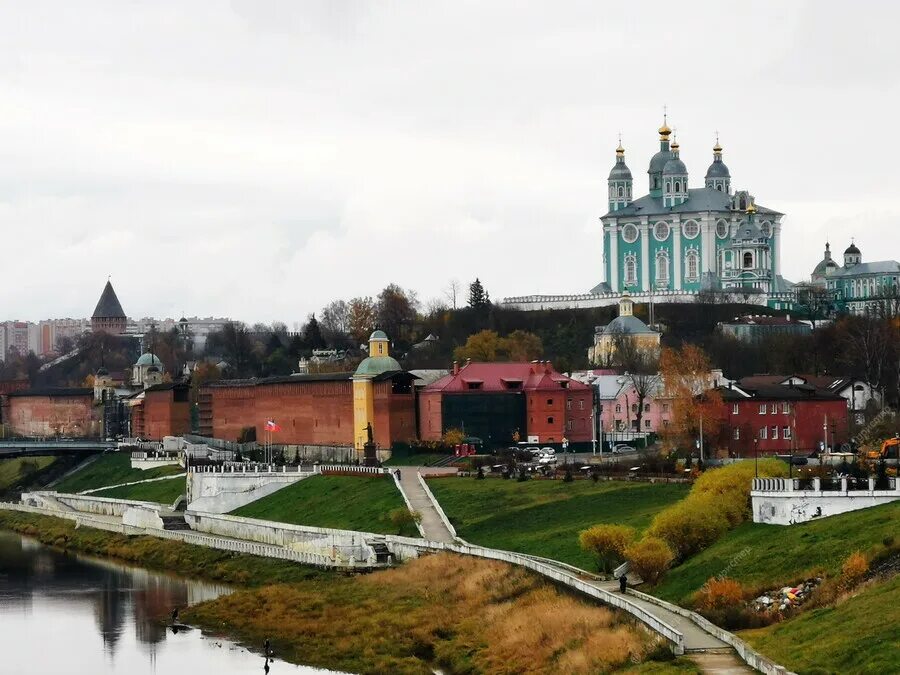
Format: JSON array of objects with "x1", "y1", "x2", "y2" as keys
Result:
[{"x1": 619, "y1": 574, "x2": 628, "y2": 593}]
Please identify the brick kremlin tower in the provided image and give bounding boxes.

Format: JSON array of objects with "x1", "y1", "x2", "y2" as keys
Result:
[{"x1": 91, "y1": 280, "x2": 127, "y2": 334}]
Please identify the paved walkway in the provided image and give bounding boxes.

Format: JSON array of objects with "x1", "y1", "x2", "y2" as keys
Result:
[
  {"x1": 590, "y1": 578, "x2": 727, "y2": 651},
  {"x1": 394, "y1": 467, "x2": 455, "y2": 543}
]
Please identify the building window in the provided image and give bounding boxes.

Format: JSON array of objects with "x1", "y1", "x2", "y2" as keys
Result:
[
  {"x1": 654, "y1": 221, "x2": 670, "y2": 241},
  {"x1": 732, "y1": 403, "x2": 739, "y2": 415},
  {"x1": 683, "y1": 220, "x2": 700, "y2": 239},
  {"x1": 644, "y1": 403, "x2": 650, "y2": 412},
  {"x1": 662, "y1": 403, "x2": 669, "y2": 413},
  {"x1": 615, "y1": 404, "x2": 621, "y2": 413},
  {"x1": 656, "y1": 251, "x2": 670, "y2": 282},
  {"x1": 622, "y1": 224, "x2": 639, "y2": 243},
  {"x1": 663, "y1": 419, "x2": 669, "y2": 427},
  {"x1": 547, "y1": 398, "x2": 553, "y2": 405},
  {"x1": 566, "y1": 399, "x2": 572, "y2": 410},
  {"x1": 759, "y1": 426, "x2": 767, "y2": 439},
  {"x1": 685, "y1": 250, "x2": 699, "y2": 280},
  {"x1": 783, "y1": 426, "x2": 792, "y2": 439},
  {"x1": 770, "y1": 403, "x2": 777, "y2": 414},
  {"x1": 599, "y1": 404, "x2": 604, "y2": 413},
  {"x1": 771, "y1": 426, "x2": 778, "y2": 439},
  {"x1": 782, "y1": 402, "x2": 791, "y2": 414},
  {"x1": 733, "y1": 428, "x2": 740, "y2": 440},
  {"x1": 618, "y1": 186, "x2": 624, "y2": 198},
  {"x1": 624, "y1": 255, "x2": 637, "y2": 285},
  {"x1": 579, "y1": 400, "x2": 585, "y2": 410},
  {"x1": 644, "y1": 419, "x2": 651, "y2": 428},
  {"x1": 759, "y1": 404, "x2": 766, "y2": 415},
  {"x1": 631, "y1": 403, "x2": 637, "y2": 413},
  {"x1": 716, "y1": 220, "x2": 728, "y2": 239},
  {"x1": 744, "y1": 252, "x2": 754, "y2": 269},
  {"x1": 547, "y1": 416, "x2": 554, "y2": 425}
]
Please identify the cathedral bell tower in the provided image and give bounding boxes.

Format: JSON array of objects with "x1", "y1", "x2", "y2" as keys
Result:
[{"x1": 607, "y1": 138, "x2": 633, "y2": 212}]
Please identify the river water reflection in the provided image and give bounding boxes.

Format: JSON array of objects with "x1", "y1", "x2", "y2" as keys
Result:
[{"x1": 0, "y1": 530, "x2": 347, "y2": 674}]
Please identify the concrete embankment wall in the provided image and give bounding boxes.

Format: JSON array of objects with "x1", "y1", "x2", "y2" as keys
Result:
[
  {"x1": 185, "y1": 511, "x2": 373, "y2": 561},
  {"x1": 187, "y1": 471, "x2": 314, "y2": 513},
  {"x1": 21, "y1": 491, "x2": 160, "y2": 517}
]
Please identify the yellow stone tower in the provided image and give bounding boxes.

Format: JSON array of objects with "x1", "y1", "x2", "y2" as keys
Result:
[{"x1": 352, "y1": 330, "x2": 401, "y2": 453}]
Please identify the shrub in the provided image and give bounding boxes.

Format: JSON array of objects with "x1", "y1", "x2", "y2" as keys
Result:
[
  {"x1": 475, "y1": 467, "x2": 485, "y2": 480},
  {"x1": 648, "y1": 459, "x2": 787, "y2": 559},
  {"x1": 624, "y1": 536, "x2": 674, "y2": 586},
  {"x1": 647, "y1": 500, "x2": 729, "y2": 560},
  {"x1": 840, "y1": 551, "x2": 868, "y2": 590},
  {"x1": 442, "y1": 428, "x2": 465, "y2": 446},
  {"x1": 387, "y1": 508, "x2": 422, "y2": 535},
  {"x1": 578, "y1": 524, "x2": 636, "y2": 573},
  {"x1": 563, "y1": 468, "x2": 574, "y2": 483},
  {"x1": 694, "y1": 577, "x2": 745, "y2": 611}
]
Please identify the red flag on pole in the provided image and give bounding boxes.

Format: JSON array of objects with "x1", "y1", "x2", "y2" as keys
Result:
[{"x1": 265, "y1": 419, "x2": 281, "y2": 433}]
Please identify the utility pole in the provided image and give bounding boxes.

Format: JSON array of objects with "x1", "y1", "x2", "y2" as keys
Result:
[{"x1": 699, "y1": 414, "x2": 704, "y2": 463}]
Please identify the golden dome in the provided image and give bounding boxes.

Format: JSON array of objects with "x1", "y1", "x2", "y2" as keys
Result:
[
  {"x1": 713, "y1": 141, "x2": 722, "y2": 153},
  {"x1": 616, "y1": 142, "x2": 625, "y2": 156},
  {"x1": 746, "y1": 202, "x2": 757, "y2": 214},
  {"x1": 658, "y1": 122, "x2": 672, "y2": 138}
]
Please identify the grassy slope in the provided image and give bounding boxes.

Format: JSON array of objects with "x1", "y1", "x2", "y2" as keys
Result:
[
  {"x1": 653, "y1": 500, "x2": 900, "y2": 604},
  {"x1": 53, "y1": 452, "x2": 182, "y2": 493},
  {"x1": 0, "y1": 457, "x2": 57, "y2": 491},
  {"x1": 740, "y1": 574, "x2": 900, "y2": 674},
  {"x1": 231, "y1": 475, "x2": 418, "y2": 537},
  {"x1": 92, "y1": 476, "x2": 185, "y2": 504},
  {"x1": 0, "y1": 510, "x2": 668, "y2": 675},
  {"x1": 428, "y1": 477, "x2": 689, "y2": 569}
]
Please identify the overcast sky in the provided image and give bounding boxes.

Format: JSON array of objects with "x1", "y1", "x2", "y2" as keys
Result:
[{"x1": 1, "y1": 1, "x2": 898, "y2": 326}]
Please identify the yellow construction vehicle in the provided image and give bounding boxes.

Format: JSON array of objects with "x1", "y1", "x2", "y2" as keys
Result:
[{"x1": 866, "y1": 437, "x2": 900, "y2": 461}]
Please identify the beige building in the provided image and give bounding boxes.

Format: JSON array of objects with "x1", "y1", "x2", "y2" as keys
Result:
[{"x1": 588, "y1": 295, "x2": 661, "y2": 366}]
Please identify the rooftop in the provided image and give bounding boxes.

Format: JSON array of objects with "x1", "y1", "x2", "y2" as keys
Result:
[
  {"x1": 424, "y1": 361, "x2": 590, "y2": 393},
  {"x1": 92, "y1": 281, "x2": 126, "y2": 319}
]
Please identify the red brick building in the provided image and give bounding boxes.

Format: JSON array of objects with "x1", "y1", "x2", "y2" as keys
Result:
[
  {"x1": 419, "y1": 361, "x2": 594, "y2": 446},
  {"x1": 716, "y1": 382, "x2": 848, "y2": 457},
  {"x1": 199, "y1": 372, "x2": 417, "y2": 449},
  {"x1": 2, "y1": 388, "x2": 98, "y2": 438},
  {"x1": 129, "y1": 383, "x2": 191, "y2": 440}
]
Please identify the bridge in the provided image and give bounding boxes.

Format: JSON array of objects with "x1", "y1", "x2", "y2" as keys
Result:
[{"x1": 0, "y1": 440, "x2": 115, "y2": 459}]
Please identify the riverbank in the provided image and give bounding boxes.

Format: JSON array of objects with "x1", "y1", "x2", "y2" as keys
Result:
[{"x1": 0, "y1": 509, "x2": 682, "y2": 674}]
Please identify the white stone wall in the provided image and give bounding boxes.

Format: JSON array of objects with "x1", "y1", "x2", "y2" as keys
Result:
[
  {"x1": 752, "y1": 477, "x2": 900, "y2": 525},
  {"x1": 187, "y1": 471, "x2": 314, "y2": 513}
]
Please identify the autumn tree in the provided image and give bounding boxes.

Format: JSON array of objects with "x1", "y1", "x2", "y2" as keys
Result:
[
  {"x1": 454, "y1": 330, "x2": 502, "y2": 362},
  {"x1": 376, "y1": 284, "x2": 419, "y2": 343},
  {"x1": 320, "y1": 300, "x2": 350, "y2": 345},
  {"x1": 659, "y1": 344, "x2": 722, "y2": 451},
  {"x1": 347, "y1": 297, "x2": 377, "y2": 344},
  {"x1": 503, "y1": 330, "x2": 543, "y2": 362},
  {"x1": 453, "y1": 329, "x2": 543, "y2": 363},
  {"x1": 578, "y1": 524, "x2": 636, "y2": 573},
  {"x1": 301, "y1": 314, "x2": 326, "y2": 350}
]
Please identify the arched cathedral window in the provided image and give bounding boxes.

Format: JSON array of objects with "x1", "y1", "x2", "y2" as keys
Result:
[
  {"x1": 624, "y1": 255, "x2": 637, "y2": 285},
  {"x1": 655, "y1": 251, "x2": 669, "y2": 282},
  {"x1": 743, "y1": 252, "x2": 754, "y2": 269},
  {"x1": 685, "y1": 250, "x2": 699, "y2": 280}
]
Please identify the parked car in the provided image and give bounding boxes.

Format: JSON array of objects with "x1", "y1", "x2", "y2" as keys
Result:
[
  {"x1": 540, "y1": 446, "x2": 556, "y2": 455},
  {"x1": 612, "y1": 444, "x2": 632, "y2": 455},
  {"x1": 526, "y1": 446, "x2": 542, "y2": 455},
  {"x1": 537, "y1": 455, "x2": 557, "y2": 465}
]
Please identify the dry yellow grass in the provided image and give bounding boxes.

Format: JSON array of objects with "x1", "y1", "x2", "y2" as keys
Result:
[{"x1": 187, "y1": 552, "x2": 661, "y2": 674}]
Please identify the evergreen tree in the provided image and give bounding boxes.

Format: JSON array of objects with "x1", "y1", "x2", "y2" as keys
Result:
[
  {"x1": 301, "y1": 314, "x2": 326, "y2": 349},
  {"x1": 468, "y1": 278, "x2": 489, "y2": 309}
]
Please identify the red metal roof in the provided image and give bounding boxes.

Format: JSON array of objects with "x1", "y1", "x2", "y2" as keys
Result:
[{"x1": 424, "y1": 362, "x2": 590, "y2": 393}]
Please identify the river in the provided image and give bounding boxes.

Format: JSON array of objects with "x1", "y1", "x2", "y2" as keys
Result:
[{"x1": 0, "y1": 530, "x2": 347, "y2": 674}]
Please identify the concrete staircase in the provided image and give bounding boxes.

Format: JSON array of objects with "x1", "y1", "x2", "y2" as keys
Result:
[{"x1": 160, "y1": 514, "x2": 191, "y2": 531}]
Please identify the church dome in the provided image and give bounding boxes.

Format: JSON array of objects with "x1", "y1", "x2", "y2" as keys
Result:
[
  {"x1": 369, "y1": 329, "x2": 388, "y2": 341},
  {"x1": 812, "y1": 258, "x2": 839, "y2": 276},
  {"x1": 96, "y1": 366, "x2": 109, "y2": 377},
  {"x1": 604, "y1": 315, "x2": 655, "y2": 335},
  {"x1": 844, "y1": 243, "x2": 860, "y2": 255},
  {"x1": 705, "y1": 160, "x2": 730, "y2": 178},
  {"x1": 135, "y1": 353, "x2": 162, "y2": 367},
  {"x1": 663, "y1": 157, "x2": 687, "y2": 175},
  {"x1": 608, "y1": 161, "x2": 632, "y2": 180},
  {"x1": 648, "y1": 149, "x2": 672, "y2": 175},
  {"x1": 354, "y1": 355, "x2": 402, "y2": 377}
]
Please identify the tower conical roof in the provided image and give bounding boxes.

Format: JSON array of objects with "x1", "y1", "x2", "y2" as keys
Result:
[{"x1": 92, "y1": 281, "x2": 126, "y2": 319}]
